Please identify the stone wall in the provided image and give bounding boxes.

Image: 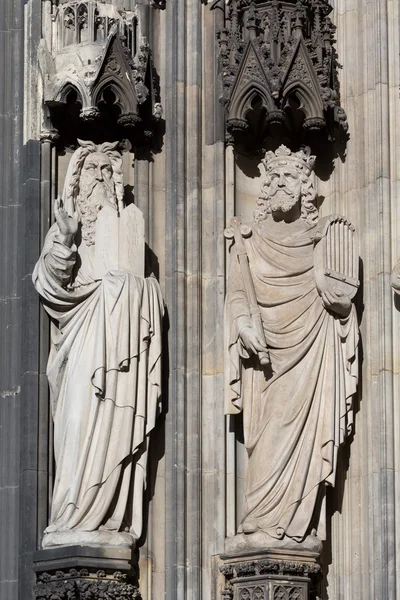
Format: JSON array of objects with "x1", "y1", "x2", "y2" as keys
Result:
[
  {"x1": 0, "y1": 1, "x2": 24, "y2": 598},
  {"x1": 2, "y1": 1, "x2": 400, "y2": 599},
  {"x1": 318, "y1": 1, "x2": 400, "y2": 598}
]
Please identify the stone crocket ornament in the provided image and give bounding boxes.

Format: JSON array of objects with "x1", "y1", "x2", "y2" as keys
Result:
[
  {"x1": 33, "y1": 140, "x2": 164, "y2": 549},
  {"x1": 224, "y1": 145, "x2": 359, "y2": 554}
]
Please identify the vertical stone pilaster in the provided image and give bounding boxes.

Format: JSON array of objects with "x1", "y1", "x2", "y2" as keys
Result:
[
  {"x1": 163, "y1": 2, "x2": 227, "y2": 598},
  {"x1": 317, "y1": 1, "x2": 400, "y2": 598},
  {"x1": 0, "y1": 0, "x2": 24, "y2": 598},
  {"x1": 164, "y1": 0, "x2": 189, "y2": 596}
]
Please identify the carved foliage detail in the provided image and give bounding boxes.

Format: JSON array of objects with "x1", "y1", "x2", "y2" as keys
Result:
[
  {"x1": 220, "y1": 556, "x2": 320, "y2": 600},
  {"x1": 34, "y1": 570, "x2": 141, "y2": 600}
]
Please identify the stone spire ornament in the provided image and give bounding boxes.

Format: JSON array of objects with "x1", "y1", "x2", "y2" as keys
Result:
[{"x1": 215, "y1": 0, "x2": 348, "y2": 152}]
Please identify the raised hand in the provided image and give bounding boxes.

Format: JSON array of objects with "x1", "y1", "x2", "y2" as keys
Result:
[
  {"x1": 54, "y1": 197, "x2": 79, "y2": 247},
  {"x1": 239, "y1": 326, "x2": 268, "y2": 357},
  {"x1": 321, "y1": 288, "x2": 352, "y2": 318}
]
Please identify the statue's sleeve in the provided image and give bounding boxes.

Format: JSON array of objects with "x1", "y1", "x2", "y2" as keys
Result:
[
  {"x1": 336, "y1": 303, "x2": 359, "y2": 440},
  {"x1": 392, "y1": 260, "x2": 400, "y2": 293},
  {"x1": 225, "y1": 244, "x2": 252, "y2": 414},
  {"x1": 32, "y1": 223, "x2": 78, "y2": 309}
]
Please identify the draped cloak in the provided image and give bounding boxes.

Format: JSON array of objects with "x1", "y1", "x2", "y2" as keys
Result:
[
  {"x1": 225, "y1": 221, "x2": 358, "y2": 542},
  {"x1": 33, "y1": 223, "x2": 164, "y2": 541}
]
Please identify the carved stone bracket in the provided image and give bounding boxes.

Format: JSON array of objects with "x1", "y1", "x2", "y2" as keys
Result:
[
  {"x1": 215, "y1": 0, "x2": 348, "y2": 152},
  {"x1": 33, "y1": 546, "x2": 141, "y2": 600},
  {"x1": 220, "y1": 550, "x2": 321, "y2": 600},
  {"x1": 39, "y1": 1, "x2": 163, "y2": 150}
]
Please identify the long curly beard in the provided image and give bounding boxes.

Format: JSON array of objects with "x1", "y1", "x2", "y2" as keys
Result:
[
  {"x1": 78, "y1": 179, "x2": 117, "y2": 246},
  {"x1": 269, "y1": 190, "x2": 299, "y2": 213}
]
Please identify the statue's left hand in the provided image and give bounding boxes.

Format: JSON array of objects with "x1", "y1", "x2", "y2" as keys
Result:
[{"x1": 321, "y1": 288, "x2": 352, "y2": 318}]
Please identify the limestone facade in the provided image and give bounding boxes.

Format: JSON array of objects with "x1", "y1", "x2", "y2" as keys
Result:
[{"x1": 1, "y1": 0, "x2": 400, "y2": 599}]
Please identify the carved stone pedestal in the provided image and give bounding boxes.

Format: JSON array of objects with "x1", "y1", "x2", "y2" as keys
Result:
[
  {"x1": 33, "y1": 545, "x2": 140, "y2": 599},
  {"x1": 219, "y1": 549, "x2": 321, "y2": 600}
]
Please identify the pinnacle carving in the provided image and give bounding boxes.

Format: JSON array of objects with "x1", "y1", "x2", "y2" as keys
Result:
[
  {"x1": 39, "y1": 1, "x2": 163, "y2": 151},
  {"x1": 215, "y1": 0, "x2": 348, "y2": 153}
]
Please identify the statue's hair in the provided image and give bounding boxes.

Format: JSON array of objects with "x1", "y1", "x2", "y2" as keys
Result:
[
  {"x1": 254, "y1": 170, "x2": 318, "y2": 226},
  {"x1": 64, "y1": 140, "x2": 124, "y2": 213}
]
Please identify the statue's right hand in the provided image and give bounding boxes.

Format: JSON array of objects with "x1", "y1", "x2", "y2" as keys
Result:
[
  {"x1": 239, "y1": 326, "x2": 267, "y2": 356},
  {"x1": 54, "y1": 197, "x2": 79, "y2": 246}
]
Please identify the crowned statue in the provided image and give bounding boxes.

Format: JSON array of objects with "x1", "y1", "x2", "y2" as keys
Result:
[
  {"x1": 225, "y1": 145, "x2": 359, "y2": 553},
  {"x1": 33, "y1": 140, "x2": 164, "y2": 549}
]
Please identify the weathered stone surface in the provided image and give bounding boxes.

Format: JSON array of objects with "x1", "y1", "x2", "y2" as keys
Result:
[
  {"x1": 219, "y1": 549, "x2": 321, "y2": 600},
  {"x1": 33, "y1": 546, "x2": 140, "y2": 600},
  {"x1": 215, "y1": 0, "x2": 348, "y2": 152},
  {"x1": 33, "y1": 141, "x2": 164, "y2": 550},
  {"x1": 225, "y1": 146, "x2": 359, "y2": 554},
  {"x1": 9, "y1": 1, "x2": 400, "y2": 600}
]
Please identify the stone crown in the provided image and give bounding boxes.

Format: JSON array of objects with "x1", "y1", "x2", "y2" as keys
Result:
[{"x1": 263, "y1": 145, "x2": 316, "y2": 177}]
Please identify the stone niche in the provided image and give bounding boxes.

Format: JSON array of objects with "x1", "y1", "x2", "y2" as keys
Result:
[
  {"x1": 39, "y1": 0, "x2": 163, "y2": 152},
  {"x1": 215, "y1": 0, "x2": 348, "y2": 158}
]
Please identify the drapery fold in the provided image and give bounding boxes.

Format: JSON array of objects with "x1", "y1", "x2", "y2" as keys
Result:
[
  {"x1": 225, "y1": 223, "x2": 358, "y2": 541},
  {"x1": 33, "y1": 224, "x2": 164, "y2": 540}
]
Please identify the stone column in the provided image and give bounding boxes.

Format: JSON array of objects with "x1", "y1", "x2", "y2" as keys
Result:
[
  {"x1": 317, "y1": 1, "x2": 400, "y2": 598},
  {"x1": 163, "y1": 2, "x2": 227, "y2": 598},
  {"x1": 0, "y1": 0, "x2": 24, "y2": 598}
]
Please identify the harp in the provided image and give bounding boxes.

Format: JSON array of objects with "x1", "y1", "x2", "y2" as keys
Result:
[{"x1": 314, "y1": 215, "x2": 359, "y2": 299}]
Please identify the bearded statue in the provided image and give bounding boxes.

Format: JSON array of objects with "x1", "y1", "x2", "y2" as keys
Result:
[
  {"x1": 33, "y1": 140, "x2": 164, "y2": 549},
  {"x1": 224, "y1": 145, "x2": 359, "y2": 554}
]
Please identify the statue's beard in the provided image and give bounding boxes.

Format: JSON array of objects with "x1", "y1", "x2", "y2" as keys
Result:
[
  {"x1": 269, "y1": 190, "x2": 299, "y2": 214},
  {"x1": 78, "y1": 179, "x2": 117, "y2": 246}
]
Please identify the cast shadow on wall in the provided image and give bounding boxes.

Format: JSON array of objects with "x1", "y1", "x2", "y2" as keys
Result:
[
  {"x1": 320, "y1": 257, "x2": 364, "y2": 600},
  {"x1": 137, "y1": 301, "x2": 170, "y2": 552},
  {"x1": 50, "y1": 87, "x2": 165, "y2": 160},
  {"x1": 230, "y1": 94, "x2": 349, "y2": 182}
]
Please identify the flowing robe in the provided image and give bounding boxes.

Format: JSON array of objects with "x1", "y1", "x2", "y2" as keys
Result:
[
  {"x1": 33, "y1": 224, "x2": 164, "y2": 544},
  {"x1": 225, "y1": 221, "x2": 358, "y2": 542}
]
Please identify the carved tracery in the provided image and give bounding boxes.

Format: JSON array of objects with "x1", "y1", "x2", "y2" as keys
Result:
[
  {"x1": 40, "y1": 1, "x2": 162, "y2": 150},
  {"x1": 215, "y1": 0, "x2": 348, "y2": 152}
]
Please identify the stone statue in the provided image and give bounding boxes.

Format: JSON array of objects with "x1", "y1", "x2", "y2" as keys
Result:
[
  {"x1": 391, "y1": 261, "x2": 400, "y2": 294},
  {"x1": 33, "y1": 140, "x2": 164, "y2": 549},
  {"x1": 224, "y1": 145, "x2": 359, "y2": 553}
]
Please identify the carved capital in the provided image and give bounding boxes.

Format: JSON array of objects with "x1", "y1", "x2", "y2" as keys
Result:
[
  {"x1": 34, "y1": 569, "x2": 141, "y2": 600},
  {"x1": 33, "y1": 546, "x2": 141, "y2": 600},
  {"x1": 40, "y1": 129, "x2": 60, "y2": 144},
  {"x1": 79, "y1": 107, "x2": 101, "y2": 122},
  {"x1": 219, "y1": 550, "x2": 321, "y2": 600}
]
